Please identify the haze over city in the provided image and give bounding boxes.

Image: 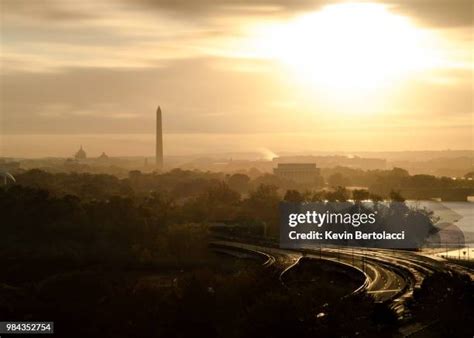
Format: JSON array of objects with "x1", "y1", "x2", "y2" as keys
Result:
[{"x1": 1, "y1": 0, "x2": 472, "y2": 158}]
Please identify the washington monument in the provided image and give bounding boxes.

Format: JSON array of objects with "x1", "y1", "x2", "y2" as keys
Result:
[{"x1": 156, "y1": 106, "x2": 163, "y2": 169}]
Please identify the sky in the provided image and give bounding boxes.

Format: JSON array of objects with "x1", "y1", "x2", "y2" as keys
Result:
[{"x1": 0, "y1": 0, "x2": 472, "y2": 158}]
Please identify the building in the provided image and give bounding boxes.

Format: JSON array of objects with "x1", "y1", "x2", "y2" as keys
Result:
[
  {"x1": 156, "y1": 106, "x2": 163, "y2": 169},
  {"x1": 74, "y1": 145, "x2": 87, "y2": 160},
  {"x1": 97, "y1": 152, "x2": 109, "y2": 161},
  {"x1": 273, "y1": 155, "x2": 386, "y2": 170},
  {"x1": 274, "y1": 163, "x2": 321, "y2": 185},
  {"x1": 0, "y1": 170, "x2": 16, "y2": 185}
]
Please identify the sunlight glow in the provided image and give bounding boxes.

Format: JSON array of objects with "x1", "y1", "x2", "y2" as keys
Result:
[{"x1": 248, "y1": 3, "x2": 442, "y2": 98}]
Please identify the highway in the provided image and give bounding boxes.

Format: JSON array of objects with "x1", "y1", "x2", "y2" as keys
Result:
[{"x1": 211, "y1": 240, "x2": 473, "y2": 320}]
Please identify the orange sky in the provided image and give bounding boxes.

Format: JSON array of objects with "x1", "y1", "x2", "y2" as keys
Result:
[{"x1": 0, "y1": 0, "x2": 472, "y2": 157}]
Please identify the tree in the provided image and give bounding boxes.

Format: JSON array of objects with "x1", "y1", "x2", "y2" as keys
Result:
[
  {"x1": 389, "y1": 190, "x2": 405, "y2": 202},
  {"x1": 328, "y1": 173, "x2": 351, "y2": 188},
  {"x1": 283, "y1": 190, "x2": 304, "y2": 203},
  {"x1": 227, "y1": 173, "x2": 250, "y2": 193},
  {"x1": 352, "y1": 189, "x2": 369, "y2": 202},
  {"x1": 390, "y1": 167, "x2": 409, "y2": 177},
  {"x1": 311, "y1": 191, "x2": 325, "y2": 202},
  {"x1": 368, "y1": 193, "x2": 383, "y2": 202},
  {"x1": 206, "y1": 182, "x2": 240, "y2": 205},
  {"x1": 241, "y1": 184, "x2": 280, "y2": 236},
  {"x1": 325, "y1": 187, "x2": 349, "y2": 202}
]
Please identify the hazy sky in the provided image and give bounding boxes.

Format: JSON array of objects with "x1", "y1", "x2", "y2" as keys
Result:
[{"x1": 0, "y1": 0, "x2": 472, "y2": 157}]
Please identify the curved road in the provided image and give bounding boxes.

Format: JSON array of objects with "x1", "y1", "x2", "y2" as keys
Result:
[{"x1": 211, "y1": 240, "x2": 473, "y2": 320}]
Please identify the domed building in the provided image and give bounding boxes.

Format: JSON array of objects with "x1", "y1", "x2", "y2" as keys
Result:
[
  {"x1": 97, "y1": 152, "x2": 109, "y2": 161},
  {"x1": 74, "y1": 145, "x2": 87, "y2": 160},
  {"x1": 0, "y1": 170, "x2": 16, "y2": 185}
]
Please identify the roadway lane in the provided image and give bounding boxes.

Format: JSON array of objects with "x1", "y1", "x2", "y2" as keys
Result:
[{"x1": 211, "y1": 240, "x2": 473, "y2": 319}]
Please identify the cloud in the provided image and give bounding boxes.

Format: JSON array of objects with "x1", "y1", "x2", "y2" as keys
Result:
[
  {"x1": 132, "y1": 0, "x2": 473, "y2": 27},
  {"x1": 0, "y1": 0, "x2": 96, "y2": 21},
  {"x1": 130, "y1": 0, "x2": 328, "y2": 15},
  {"x1": 0, "y1": 58, "x2": 290, "y2": 135},
  {"x1": 1, "y1": 56, "x2": 471, "y2": 137},
  {"x1": 1, "y1": 0, "x2": 262, "y2": 72},
  {"x1": 2, "y1": 0, "x2": 472, "y2": 28},
  {"x1": 385, "y1": 0, "x2": 473, "y2": 27},
  {"x1": 2, "y1": 0, "x2": 471, "y2": 75}
]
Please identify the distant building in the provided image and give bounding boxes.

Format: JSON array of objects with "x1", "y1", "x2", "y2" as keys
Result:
[
  {"x1": 0, "y1": 170, "x2": 16, "y2": 185},
  {"x1": 98, "y1": 152, "x2": 109, "y2": 160},
  {"x1": 273, "y1": 155, "x2": 386, "y2": 170},
  {"x1": 74, "y1": 145, "x2": 87, "y2": 160},
  {"x1": 274, "y1": 163, "x2": 321, "y2": 185}
]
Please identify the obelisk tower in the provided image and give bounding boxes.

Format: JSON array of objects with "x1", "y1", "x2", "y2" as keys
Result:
[{"x1": 156, "y1": 106, "x2": 163, "y2": 169}]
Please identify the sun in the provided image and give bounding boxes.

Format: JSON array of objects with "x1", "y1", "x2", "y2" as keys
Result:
[{"x1": 248, "y1": 3, "x2": 440, "y2": 99}]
